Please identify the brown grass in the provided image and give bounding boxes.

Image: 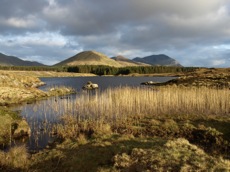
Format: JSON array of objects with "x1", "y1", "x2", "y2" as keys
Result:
[
  {"x1": 53, "y1": 86, "x2": 230, "y2": 147},
  {"x1": 113, "y1": 138, "x2": 230, "y2": 171},
  {"x1": 72, "y1": 86, "x2": 229, "y2": 122},
  {"x1": 0, "y1": 70, "x2": 96, "y2": 77},
  {"x1": 0, "y1": 145, "x2": 29, "y2": 171}
]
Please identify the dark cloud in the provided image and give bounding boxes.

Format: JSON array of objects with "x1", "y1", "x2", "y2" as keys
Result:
[
  {"x1": 0, "y1": 0, "x2": 47, "y2": 17},
  {"x1": 0, "y1": 0, "x2": 230, "y2": 67},
  {"x1": 0, "y1": 0, "x2": 47, "y2": 34}
]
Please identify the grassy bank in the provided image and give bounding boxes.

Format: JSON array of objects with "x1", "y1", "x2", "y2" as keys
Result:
[
  {"x1": 0, "y1": 71, "x2": 76, "y2": 106},
  {"x1": 0, "y1": 70, "x2": 96, "y2": 78},
  {"x1": 0, "y1": 72, "x2": 75, "y2": 150},
  {"x1": 162, "y1": 67, "x2": 230, "y2": 88}
]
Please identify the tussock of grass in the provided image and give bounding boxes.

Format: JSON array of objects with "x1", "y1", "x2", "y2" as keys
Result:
[
  {"x1": 0, "y1": 114, "x2": 12, "y2": 146},
  {"x1": 55, "y1": 115, "x2": 112, "y2": 141},
  {"x1": 0, "y1": 107, "x2": 22, "y2": 146},
  {"x1": 113, "y1": 138, "x2": 230, "y2": 171},
  {"x1": 0, "y1": 145, "x2": 29, "y2": 171},
  {"x1": 48, "y1": 86, "x2": 76, "y2": 96}
]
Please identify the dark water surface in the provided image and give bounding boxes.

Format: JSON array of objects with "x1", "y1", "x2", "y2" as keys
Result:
[
  {"x1": 39, "y1": 76, "x2": 175, "y2": 92},
  {"x1": 13, "y1": 76, "x2": 176, "y2": 151}
]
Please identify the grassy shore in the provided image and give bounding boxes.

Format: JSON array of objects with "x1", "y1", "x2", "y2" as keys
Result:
[
  {"x1": 0, "y1": 71, "x2": 76, "y2": 106},
  {"x1": 0, "y1": 69, "x2": 230, "y2": 171},
  {"x1": 162, "y1": 67, "x2": 230, "y2": 88},
  {"x1": 0, "y1": 70, "x2": 96, "y2": 78},
  {"x1": 0, "y1": 72, "x2": 75, "y2": 149}
]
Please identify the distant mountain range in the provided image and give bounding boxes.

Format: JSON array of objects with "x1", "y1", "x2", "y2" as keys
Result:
[
  {"x1": 111, "y1": 55, "x2": 150, "y2": 66},
  {"x1": 133, "y1": 54, "x2": 182, "y2": 67},
  {"x1": 0, "y1": 53, "x2": 45, "y2": 66},
  {"x1": 0, "y1": 51, "x2": 182, "y2": 67},
  {"x1": 54, "y1": 51, "x2": 122, "y2": 67},
  {"x1": 55, "y1": 51, "x2": 182, "y2": 67}
]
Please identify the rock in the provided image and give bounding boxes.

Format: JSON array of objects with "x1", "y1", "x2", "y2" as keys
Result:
[
  {"x1": 82, "y1": 81, "x2": 99, "y2": 90},
  {"x1": 141, "y1": 81, "x2": 159, "y2": 85}
]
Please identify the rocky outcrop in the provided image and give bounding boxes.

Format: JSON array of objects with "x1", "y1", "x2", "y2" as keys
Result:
[
  {"x1": 141, "y1": 81, "x2": 159, "y2": 85},
  {"x1": 82, "y1": 81, "x2": 99, "y2": 90}
]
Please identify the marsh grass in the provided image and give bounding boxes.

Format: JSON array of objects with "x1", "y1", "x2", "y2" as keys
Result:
[
  {"x1": 70, "y1": 86, "x2": 229, "y2": 123},
  {"x1": 54, "y1": 86, "x2": 230, "y2": 152},
  {"x1": 48, "y1": 86, "x2": 230, "y2": 139},
  {"x1": 0, "y1": 107, "x2": 21, "y2": 146},
  {"x1": 0, "y1": 145, "x2": 29, "y2": 171}
]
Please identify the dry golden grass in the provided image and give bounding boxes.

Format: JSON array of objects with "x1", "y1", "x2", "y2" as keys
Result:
[
  {"x1": 73, "y1": 86, "x2": 230, "y2": 122},
  {"x1": 53, "y1": 86, "x2": 229, "y2": 144},
  {"x1": 0, "y1": 71, "x2": 44, "y2": 88},
  {"x1": 0, "y1": 70, "x2": 96, "y2": 77},
  {"x1": 0, "y1": 71, "x2": 76, "y2": 105},
  {"x1": 113, "y1": 138, "x2": 230, "y2": 171},
  {"x1": 0, "y1": 145, "x2": 29, "y2": 171}
]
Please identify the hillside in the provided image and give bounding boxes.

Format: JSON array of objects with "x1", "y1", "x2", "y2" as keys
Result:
[
  {"x1": 133, "y1": 54, "x2": 182, "y2": 67},
  {"x1": 0, "y1": 53, "x2": 45, "y2": 66},
  {"x1": 55, "y1": 51, "x2": 122, "y2": 67},
  {"x1": 111, "y1": 55, "x2": 149, "y2": 66}
]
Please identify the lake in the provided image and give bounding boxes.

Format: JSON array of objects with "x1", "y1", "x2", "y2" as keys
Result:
[
  {"x1": 13, "y1": 76, "x2": 176, "y2": 151},
  {"x1": 39, "y1": 76, "x2": 175, "y2": 92}
]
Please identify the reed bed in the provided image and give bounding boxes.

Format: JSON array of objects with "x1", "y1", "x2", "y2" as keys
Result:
[
  {"x1": 52, "y1": 86, "x2": 230, "y2": 140},
  {"x1": 17, "y1": 86, "x2": 230, "y2": 148},
  {"x1": 73, "y1": 86, "x2": 230, "y2": 121}
]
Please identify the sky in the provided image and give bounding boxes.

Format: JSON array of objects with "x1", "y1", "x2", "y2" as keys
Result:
[{"x1": 0, "y1": 0, "x2": 230, "y2": 67}]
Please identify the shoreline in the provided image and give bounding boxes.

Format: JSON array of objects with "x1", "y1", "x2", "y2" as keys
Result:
[{"x1": 0, "y1": 70, "x2": 183, "y2": 77}]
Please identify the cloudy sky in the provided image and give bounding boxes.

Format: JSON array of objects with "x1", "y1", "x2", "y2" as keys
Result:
[{"x1": 0, "y1": 0, "x2": 230, "y2": 67}]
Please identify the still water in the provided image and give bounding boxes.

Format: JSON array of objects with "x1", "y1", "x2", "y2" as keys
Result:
[
  {"x1": 13, "y1": 76, "x2": 176, "y2": 151},
  {"x1": 39, "y1": 76, "x2": 175, "y2": 92}
]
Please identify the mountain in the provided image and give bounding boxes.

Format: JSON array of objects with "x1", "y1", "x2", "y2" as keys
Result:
[
  {"x1": 133, "y1": 54, "x2": 182, "y2": 67},
  {"x1": 0, "y1": 53, "x2": 45, "y2": 66},
  {"x1": 55, "y1": 51, "x2": 122, "y2": 67},
  {"x1": 111, "y1": 55, "x2": 150, "y2": 66}
]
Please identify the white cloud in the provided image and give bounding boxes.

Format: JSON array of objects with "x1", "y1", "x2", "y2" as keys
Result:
[
  {"x1": 210, "y1": 59, "x2": 226, "y2": 66},
  {"x1": 0, "y1": 15, "x2": 40, "y2": 28}
]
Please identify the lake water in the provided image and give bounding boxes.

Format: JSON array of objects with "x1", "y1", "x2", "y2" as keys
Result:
[
  {"x1": 39, "y1": 76, "x2": 175, "y2": 92},
  {"x1": 13, "y1": 76, "x2": 176, "y2": 151}
]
